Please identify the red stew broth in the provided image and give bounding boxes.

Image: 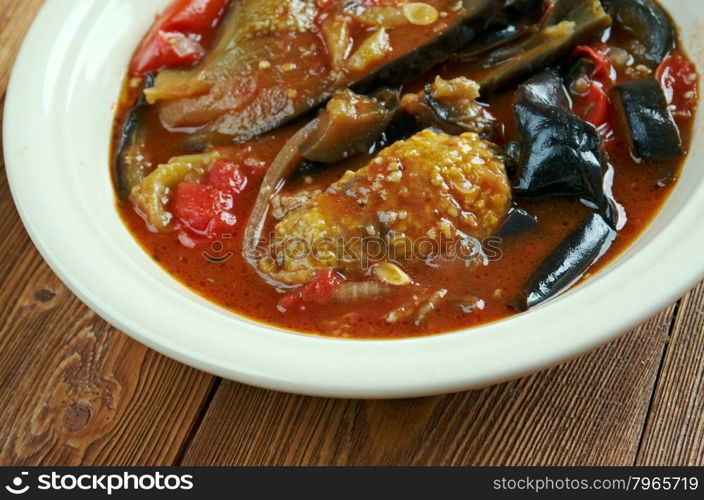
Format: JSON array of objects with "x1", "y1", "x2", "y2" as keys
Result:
[{"x1": 113, "y1": 13, "x2": 695, "y2": 339}]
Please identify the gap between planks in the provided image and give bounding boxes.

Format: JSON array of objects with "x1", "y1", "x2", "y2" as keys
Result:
[
  {"x1": 178, "y1": 306, "x2": 678, "y2": 466},
  {"x1": 173, "y1": 378, "x2": 223, "y2": 465},
  {"x1": 632, "y1": 299, "x2": 682, "y2": 464}
]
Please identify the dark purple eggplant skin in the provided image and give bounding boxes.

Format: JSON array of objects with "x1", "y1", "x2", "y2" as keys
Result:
[
  {"x1": 613, "y1": 77, "x2": 684, "y2": 161},
  {"x1": 353, "y1": 0, "x2": 498, "y2": 93},
  {"x1": 513, "y1": 84, "x2": 607, "y2": 204},
  {"x1": 513, "y1": 71, "x2": 622, "y2": 227},
  {"x1": 474, "y1": 0, "x2": 612, "y2": 95},
  {"x1": 512, "y1": 71, "x2": 622, "y2": 228},
  {"x1": 512, "y1": 102, "x2": 605, "y2": 201},
  {"x1": 300, "y1": 88, "x2": 400, "y2": 163},
  {"x1": 369, "y1": 113, "x2": 421, "y2": 154},
  {"x1": 501, "y1": 0, "x2": 544, "y2": 23},
  {"x1": 514, "y1": 70, "x2": 571, "y2": 109},
  {"x1": 522, "y1": 212, "x2": 616, "y2": 308},
  {"x1": 496, "y1": 208, "x2": 539, "y2": 239},
  {"x1": 113, "y1": 74, "x2": 155, "y2": 201},
  {"x1": 452, "y1": 25, "x2": 535, "y2": 64},
  {"x1": 602, "y1": 0, "x2": 675, "y2": 67}
]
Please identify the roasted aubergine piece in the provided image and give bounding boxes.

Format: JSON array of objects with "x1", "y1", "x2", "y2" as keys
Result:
[
  {"x1": 255, "y1": 129, "x2": 511, "y2": 285},
  {"x1": 144, "y1": 0, "x2": 497, "y2": 141},
  {"x1": 522, "y1": 211, "x2": 616, "y2": 308},
  {"x1": 401, "y1": 76, "x2": 497, "y2": 136},
  {"x1": 453, "y1": 0, "x2": 612, "y2": 95}
]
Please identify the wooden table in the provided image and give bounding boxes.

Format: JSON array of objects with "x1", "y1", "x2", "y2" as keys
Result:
[{"x1": 1, "y1": 0, "x2": 702, "y2": 467}]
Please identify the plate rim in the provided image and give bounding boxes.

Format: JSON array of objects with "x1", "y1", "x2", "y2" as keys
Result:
[{"x1": 4, "y1": 0, "x2": 704, "y2": 398}]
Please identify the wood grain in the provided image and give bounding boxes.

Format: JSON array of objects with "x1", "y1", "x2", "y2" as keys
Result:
[
  {"x1": 0, "y1": 0, "x2": 702, "y2": 468},
  {"x1": 181, "y1": 308, "x2": 675, "y2": 466},
  {"x1": 0, "y1": 0, "x2": 44, "y2": 91},
  {"x1": 0, "y1": 0, "x2": 217, "y2": 466},
  {"x1": 636, "y1": 282, "x2": 704, "y2": 465}
]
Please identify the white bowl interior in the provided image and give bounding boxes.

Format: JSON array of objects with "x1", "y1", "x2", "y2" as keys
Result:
[{"x1": 4, "y1": 0, "x2": 704, "y2": 398}]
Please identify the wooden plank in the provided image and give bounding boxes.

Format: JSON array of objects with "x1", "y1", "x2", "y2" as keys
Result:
[
  {"x1": 0, "y1": 142, "x2": 217, "y2": 465},
  {"x1": 181, "y1": 308, "x2": 674, "y2": 466},
  {"x1": 0, "y1": 151, "x2": 217, "y2": 466},
  {"x1": 0, "y1": 0, "x2": 216, "y2": 465},
  {"x1": 636, "y1": 282, "x2": 704, "y2": 465},
  {"x1": 1, "y1": 0, "x2": 702, "y2": 468},
  {"x1": 0, "y1": 0, "x2": 45, "y2": 91}
]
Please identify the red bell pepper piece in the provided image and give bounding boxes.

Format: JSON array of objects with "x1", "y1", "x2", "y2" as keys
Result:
[
  {"x1": 571, "y1": 45, "x2": 613, "y2": 81},
  {"x1": 656, "y1": 51, "x2": 698, "y2": 118},
  {"x1": 130, "y1": 0, "x2": 229, "y2": 76},
  {"x1": 572, "y1": 81, "x2": 611, "y2": 128}
]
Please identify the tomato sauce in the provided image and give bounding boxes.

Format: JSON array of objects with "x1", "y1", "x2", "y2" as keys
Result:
[{"x1": 113, "y1": 0, "x2": 697, "y2": 338}]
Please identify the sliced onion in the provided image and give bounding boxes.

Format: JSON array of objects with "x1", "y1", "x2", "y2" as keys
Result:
[
  {"x1": 414, "y1": 289, "x2": 448, "y2": 327},
  {"x1": 243, "y1": 117, "x2": 321, "y2": 283},
  {"x1": 332, "y1": 281, "x2": 393, "y2": 302}
]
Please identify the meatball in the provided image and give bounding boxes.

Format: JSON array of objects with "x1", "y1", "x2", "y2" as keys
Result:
[{"x1": 259, "y1": 129, "x2": 511, "y2": 285}]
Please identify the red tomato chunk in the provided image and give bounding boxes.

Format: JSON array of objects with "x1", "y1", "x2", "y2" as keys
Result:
[
  {"x1": 172, "y1": 161, "x2": 250, "y2": 241},
  {"x1": 208, "y1": 161, "x2": 248, "y2": 194},
  {"x1": 173, "y1": 182, "x2": 236, "y2": 236},
  {"x1": 278, "y1": 269, "x2": 345, "y2": 312}
]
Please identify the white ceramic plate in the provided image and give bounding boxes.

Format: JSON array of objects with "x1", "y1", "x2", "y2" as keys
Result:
[{"x1": 4, "y1": 0, "x2": 704, "y2": 398}]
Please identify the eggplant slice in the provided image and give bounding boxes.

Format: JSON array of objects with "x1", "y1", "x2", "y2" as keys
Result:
[
  {"x1": 496, "y1": 207, "x2": 539, "y2": 239},
  {"x1": 468, "y1": 0, "x2": 612, "y2": 95},
  {"x1": 300, "y1": 88, "x2": 400, "y2": 163},
  {"x1": 144, "y1": 0, "x2": 497, "y2": 142},
  {"x1": 514, "y1": 69, "x2": 571, "y2": 109},
  {"x1": 513, "y1": 101, "x2": 607, "y2": 202},
  {"x1": 612, "y1": 77, "x2": 684, "y2": 161},
  {"x1": 512, "y1": 70, "x2": 622, "y2": 228},
  {"x1": 113, "y1": 74, "x2": 155, "y2": 200},
  {"x1": 451, "y1": 24, "x2": 537, "y2": 64},
  {"x1": 602, "y1": 0, "x2": 675, "y2": 67},
  {"x1": 522, "y1": 212, "x2": 616, "y2": 308},
  {"x1": 400, "y1": 76, "x2": 497, "y2": 137},
  {"x1": 512, "y1": 73, "x2": 606, "y2": 201}
]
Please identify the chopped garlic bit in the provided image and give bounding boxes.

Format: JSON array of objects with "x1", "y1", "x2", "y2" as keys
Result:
[
  {"x1": 373, "y1": 262, "x2": 413, "y2": 286},
  {"x1": 403, "y1": 2, "x2": 439, "y2": 26}
]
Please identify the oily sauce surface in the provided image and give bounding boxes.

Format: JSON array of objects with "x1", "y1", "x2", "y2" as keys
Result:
[
  {"x1": 114, "y1": 3, "x2": 696, "y2": 339},
  {"x1": 115, "y1": 92, "x2": 692, "y2": 339}
]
